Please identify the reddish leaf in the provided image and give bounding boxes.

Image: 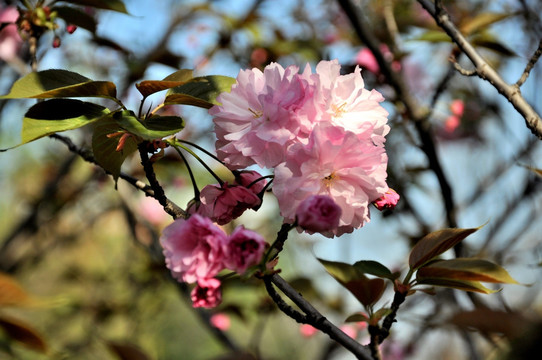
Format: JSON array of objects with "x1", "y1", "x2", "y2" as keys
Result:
[
  {"x1": 409, "y1": 226, "x2": 481, "y2": 270},
  {"x1": 136, "y1": 69, "x2": 194, "y2": 97},
  {"x1": 0, "y1": 273, "x2": 32, "y2": 307},
  {"x1": 107, "y1": 341, "x2": 151, "y2": 360},
  {"x1": 0, "y1": 315, "x2": 47, "y2": 353},
  {"x1": 345, "y1": 277, "x2": 386, "y2": 307},
  {"x1": 417, "y1": 258, "x2": 518, "y2": 284}
]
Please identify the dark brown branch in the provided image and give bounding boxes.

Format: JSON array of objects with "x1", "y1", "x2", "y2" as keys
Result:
[
  {"x1": 267, "y1": 273, "x2": 373, "y2": 360},
  {"x1": 417, "y1": 0, "x2": 542, "y2": 140}
]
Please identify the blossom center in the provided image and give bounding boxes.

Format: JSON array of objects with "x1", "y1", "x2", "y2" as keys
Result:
[
  {"x1": 331, "y1": 102, "x2": 348, "y2": 118},
  {"x1": 322, "y1": 172, "x2": 338, "y2": 188},
  {"x1": 248, "y1": 108, "x2": 263, "y2": 119}
]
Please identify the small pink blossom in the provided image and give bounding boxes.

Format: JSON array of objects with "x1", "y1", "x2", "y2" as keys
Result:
[
  {"x1": 450, "y1": 99, "x2": 465, "y2": 117},
  {"x1": 340, "y1": 324, "x2": 358, "y2": 339},
  {"x1": 0, "y1": 6, "x2": 22, "y2": 61},
  {"x1": 191, "y1": 278, "x2": 222, "y2": 308},
  {"x1": 273, "y1": 123, "x2": 388, "y2": 236},
  {"x1": 223, "y1": 226, "x2": 267, "y2": 274},
  {"x1": 299, "y1": 324, "x2": 318, "y2": 337},
  {"x1": 160, "y1": 215, "x2": 227, "y2": 283},
  {"x1": 210, "y1": 313, "x2": 231, "y2": 330},
  {"x1": 444, "y1": 115, "x2": 461, "y2": 133},
  {"x1": 373, "y1": 188, "x2": 400, "y2": 211},
  {"x1": 296, "y1": 195, "x2": 342, "y2": 233},
  {"x1": 197, "y1": 182, "x2": 261, "y2": 225},
  {"x1": 139, "y1": 196, "x2": 169, "y2": 226}
]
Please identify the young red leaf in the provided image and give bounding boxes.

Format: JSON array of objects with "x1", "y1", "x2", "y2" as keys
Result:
[
  {"x1": 345, "y1": 277, "x2": 387, "y2": 307},
  {"x1": 136, "y1": 69, "x2": 194, "y2": 97},
  {"x1": 417, "y1": 258, "x2": 519, "y2": 284},
  {"x1": 409, "y1": 226, "x2": 481, "y2": 270},
  {"x1": 0, "y1": 273, "x2": 32, "y2": 307}
]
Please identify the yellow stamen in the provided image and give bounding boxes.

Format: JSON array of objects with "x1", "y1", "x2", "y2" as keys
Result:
[
  {"x1": 248, "y1": 107, "x2": 263, "y2": 118},
  {"x1": 322, "y1": 172, "x2": 338, "y2": 188},
  {"x1": 332, "y1": 102, "x2": 348, "y2": 118}
]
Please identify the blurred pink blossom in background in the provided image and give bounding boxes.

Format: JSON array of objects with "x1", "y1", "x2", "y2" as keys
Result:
[{"x1": 0, "y1": 6, "x2": 22, "y2": 61}]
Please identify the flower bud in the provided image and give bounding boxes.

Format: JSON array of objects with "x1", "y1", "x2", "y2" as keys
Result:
[
  {"x1": 296, "y1": 195, "x2": 342, "y2": 233},
  {"x1": 66, "y1": 24, "x2": 77, "y2": 34},
  {"x1": 373, "y1": 188, "x2": 400, "y2": 211}
]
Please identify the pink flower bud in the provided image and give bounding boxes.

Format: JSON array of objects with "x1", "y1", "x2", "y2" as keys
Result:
[
  {"x1": 210, "y1": 313, "x2": 231, "y2": 331},
  {"x1": 373, "y1": 188, "x2": 400, "y2": 211},
  {"x1": 191, "y1": 278, "x2": 222, "y2": 308},
  {"x1": 223, "y1": 226, "x2": 267, "y2": 274},
  {"x1": 295, "y1": 195, "x2": 342, "y2": 233},
  {"x1": 66, "y1": 24, "x2": 77, "y2": 34}
]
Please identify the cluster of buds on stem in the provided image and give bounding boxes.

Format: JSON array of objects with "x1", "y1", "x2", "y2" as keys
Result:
[{"x1": 16, "y1": 4, "x2": 77, "y2": 48}]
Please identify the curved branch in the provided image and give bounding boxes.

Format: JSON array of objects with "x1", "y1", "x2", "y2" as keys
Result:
[{"x1": 417, "y1": 0, "x2": 542, "y2": 139}]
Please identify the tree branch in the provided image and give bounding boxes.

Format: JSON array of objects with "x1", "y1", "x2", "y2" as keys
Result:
[
  {"x1": 266, "y1": 273, "x2": 373, "y2": 360},
  {"x1": 417, "y1": 0, "x2": 542, "y2": 140}
]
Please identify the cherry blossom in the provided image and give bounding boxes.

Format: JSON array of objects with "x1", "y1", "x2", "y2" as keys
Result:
[
  {"x1": 373, "y1": 188, "x2": 400, "y2": 211},
  {"x1": 160, "y1": 215, "x2": 227, "y2": 283},
  {"x1": 273, "y1": 124, "x2": 388, "y2": 236}
]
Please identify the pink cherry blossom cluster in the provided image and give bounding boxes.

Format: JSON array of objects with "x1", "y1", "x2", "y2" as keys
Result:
[
  {"x1": 211, "y1": 60, "x2": 397, "y2": 236},
  {"x1": 160, "y1": 214, "x2": 267, "y2": 308}
]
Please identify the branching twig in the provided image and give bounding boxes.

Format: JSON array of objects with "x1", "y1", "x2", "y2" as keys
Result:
[{"x1": 417, "y1": 0, "x2": 542, "y2": 140}]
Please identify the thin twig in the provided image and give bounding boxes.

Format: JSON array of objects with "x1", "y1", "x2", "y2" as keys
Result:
[
  {"x1": 516, "y1": 39, "x2": 542, "y2": 88},
  {"x1": 417, "y1": 0, "x2": 542, "y2": 140}
]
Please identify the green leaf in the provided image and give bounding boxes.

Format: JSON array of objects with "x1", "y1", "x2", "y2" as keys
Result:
[
  {"x1": 1, "y1": 69, "x2": 117, "y2": 99},
  {"x1": 353, "y1": 260, "x2": 398, "y2": 280},
  {"x1": 417, "y1": 258, "x2": 519, "y2": 284},
  {"x1": 136, "y1": 69, "x2": 194, "y2": 97},
  {"x1": 53, "y1": 6, "x2": 97, "y2": 33},
  {"x1": 92, "y1": 117, "x2": 138, "y2": 183},
  {"x1": 409, "y1": 226, "x2": 482, "y2": 270},
  {"x1": 460, "y1": 12, "x2": 513, "y2": 35},
  {"x1": 345, "y1": 312, "x2": 369, "y2": 323},
  {"x1": 415, "y1": 277, "x2": 498, "y2": 294},
  {"x1": 115, "y1": 111, "x2": 184, "y2": 140},
  {"x1": 21, "y1": 99, "x2": 110, "y2": 144},
  {"x1": 318, "y1": 258, "x2": 360, "y2": 284},
  {"x1": 57, "y1": 0, "x2": 129, "y2": 14},
  {"x1": 471, "y1": 34, "x2": 516, "y2": 57},
  {"x1": 164, "y1": 75, "x2": 236, "y2": 109}
]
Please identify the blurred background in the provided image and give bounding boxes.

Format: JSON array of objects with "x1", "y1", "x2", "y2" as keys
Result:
[{"x1": 1, "y1": 0, "x2": 542, "y2": 359}]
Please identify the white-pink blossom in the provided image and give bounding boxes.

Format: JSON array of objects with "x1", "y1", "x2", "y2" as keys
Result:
[
  {"x1": 211, "y1": 63, "x2": 310, "y2": 169},
  {"x1": 273, "y1": 124, "x2": 389, "y2": 236},
  {"x1": 160, "y1": 215, "x2": 227, "y2": 283}
]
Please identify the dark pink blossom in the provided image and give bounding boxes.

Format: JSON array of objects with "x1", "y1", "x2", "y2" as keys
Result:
[
  {"x1": 223, "y1": 226, "x2": 267, "y2": 274},
  {"x1": 198, "y1": 182, "x2": 261, "y2": 225},
  {"x1": 191, "y1": 278, "x2": 222, "y2": 308},
  {"x1": 160, "y1": 215, "x2": 227, "y2": 283},
  {"x1": 296, "y1": 195, "x2": 342, "y2": 233},
  {"x1": 373, "y1": 188, "x2": 400, "y2": 211}
]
